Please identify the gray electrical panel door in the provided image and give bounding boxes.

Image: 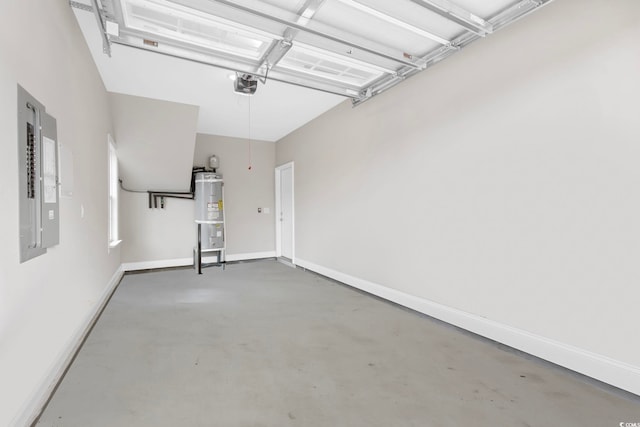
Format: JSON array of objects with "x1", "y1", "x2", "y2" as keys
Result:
[
  {"x1": 41, "y1": 112, "x2": 59, "y2": 248},
  {"x1": 17, "y1": 85, "x2": 59, "y2": 263}
]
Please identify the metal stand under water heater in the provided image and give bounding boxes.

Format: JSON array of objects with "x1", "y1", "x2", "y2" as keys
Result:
[{"x1": 194, "y1": 172, "x2": 225, "y2": 274}]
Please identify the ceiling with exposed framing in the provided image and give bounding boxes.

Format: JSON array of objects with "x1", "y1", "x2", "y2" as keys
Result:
[{"x1": 71, "y1": 0, "x2": 553, "y2": 141}]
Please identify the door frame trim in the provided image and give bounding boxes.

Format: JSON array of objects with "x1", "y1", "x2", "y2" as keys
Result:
[{"x1": 275, "y1": 161, "x2": 295, "y2": 264}]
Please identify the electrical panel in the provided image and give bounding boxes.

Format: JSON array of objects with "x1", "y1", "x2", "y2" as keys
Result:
[{"x1": 18, "y1": 85, "x2": 60, "y2": 263}]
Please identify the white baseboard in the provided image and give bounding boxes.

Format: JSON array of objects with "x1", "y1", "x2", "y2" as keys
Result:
[
  {"x1": 122, "y1": 251, "x2": 277, "y2": 272},
  {"x1": 295, "y1": 258, "x2": 640, "y2": 396},
  {"x1": 14, "y1": 265, "x2": 124, "y2": 427},
  {"x1": 226, "y1": 251, "x2": 276, "y2": 262},
  {"x1": 277, "y1": 258, "x2": 296, "y2": 268},
  {"x1": 122, "y1": 257, "x2": 193, "y2": 271}
]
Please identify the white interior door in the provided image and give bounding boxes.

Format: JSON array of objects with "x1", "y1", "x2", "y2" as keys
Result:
[{"x1": 278, "y1": 164, "x2": 294, "y2": 261}]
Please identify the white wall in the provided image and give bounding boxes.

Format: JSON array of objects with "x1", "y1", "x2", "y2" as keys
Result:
[
  {"x1": 0, "y1": 1, "x2": 121, "y2": 424},
  {"x1": 109, "y1": 92, "x2": 199, "y2": 191},
  {"x1": 120, "y1": 191, "x2": 197, "y2": 264},
  {"x1": 277, "y1": 0, "x2": 640, "y2": 393}
]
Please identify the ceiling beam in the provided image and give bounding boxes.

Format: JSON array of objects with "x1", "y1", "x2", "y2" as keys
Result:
[
  {"x1": 295, "y1": 0, "x2": 327, "y2": 26},
  {"x1": 210, "y1": 0, "x2": 420, "y2": 70},
  {"x1": 335, "y1": 0, "x2": 450, "y2": 46},
  {"x1": 257, "y1": 40, "x2": 293, "y2": 73},
  {"x1": 408, "y1": 0, "x2": 494, "y2": 36},
  {"x1": 76, "y1": 0, "x2": 553, "y2": 104},
  {"x1": 69, "y1": 1, "x2": 93, "y2": 12},
  {"x1": 108, "y1": 38, "x2": 353, "y2": 97},
  {"x1": 89, "y1": 0, "x2": 112, "y2": 56},
  {"x1": 255, "y1": 0, "x2": 327, "y2": 73},
  {"x1": 71, "y1": 0, "x2": 113, "y2": 55}
]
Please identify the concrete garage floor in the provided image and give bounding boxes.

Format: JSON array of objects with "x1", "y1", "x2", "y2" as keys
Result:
[{"x1": 38, "y1": 260, "x2": 639, "y2": 426}]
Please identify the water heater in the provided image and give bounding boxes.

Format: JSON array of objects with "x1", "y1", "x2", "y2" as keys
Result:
[{"x1": 194, "y1": 172, "x2": 224, "y2": 252}]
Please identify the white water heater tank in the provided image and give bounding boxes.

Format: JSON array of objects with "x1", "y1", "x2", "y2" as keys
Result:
[{"x1": 195, "y1": 172, "x2": 224, "y2": 250}]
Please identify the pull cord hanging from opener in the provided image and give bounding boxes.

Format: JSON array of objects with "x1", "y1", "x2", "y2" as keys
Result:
[{"x1": 247, "y1": 94, "x2": 252, "y2": 171}]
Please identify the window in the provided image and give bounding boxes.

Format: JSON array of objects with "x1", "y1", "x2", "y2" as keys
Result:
[{"x1": 108, "y1": 135, "x2": 121, "y2": 248}]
